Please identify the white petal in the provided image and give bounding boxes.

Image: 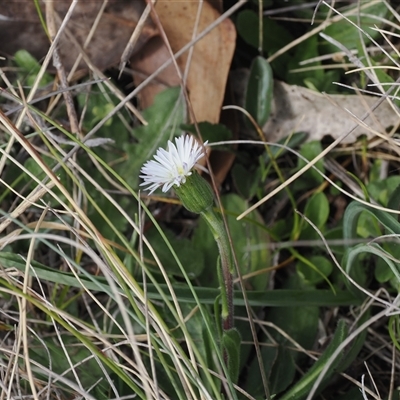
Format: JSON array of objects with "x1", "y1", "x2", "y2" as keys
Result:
[{"x1": 139, "y1": 135, "x2": 206, "y2": 194}]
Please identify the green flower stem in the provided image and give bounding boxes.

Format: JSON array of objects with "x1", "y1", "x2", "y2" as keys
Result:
[
  {"x1": 201, "y1": 207, "x2": 234, "y2": 331},
  {"x1": 174, "y1": 172, "x2": 234, "y2": 330}
]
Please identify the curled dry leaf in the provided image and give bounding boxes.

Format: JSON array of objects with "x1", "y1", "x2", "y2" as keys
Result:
[
  {"x1": 263, "y1": 80, "x2": 400, "y2": 144},
  {"x1": 0, "y1": 0, "x2": 158, "y2": 73}
]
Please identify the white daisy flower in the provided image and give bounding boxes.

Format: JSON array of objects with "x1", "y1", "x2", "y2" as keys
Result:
[{"x1": 140, "y1": 135, "x2": 207, "y2": 195}]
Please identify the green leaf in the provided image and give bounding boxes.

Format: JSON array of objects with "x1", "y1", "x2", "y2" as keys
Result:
[
  {"x1": 321, "y1": 3, "x2": 389, "y2": 54},
  {"x1": 222, "y1": 328, "x2": 241, "y2": 384},
  {"x1": 336, "y1": 309, "x2": 370, "y2": 372},
  {"x1": 231, "y1": 162, "x2": 261, "y2": 200},
  {"x1": 336, "y1": 387, "x2": 366, "y2": 400},
  {"x1": 177, "y1": 303, "x2": 220, "y2": 394},
  {"x1": 343, "y1": 243, "x2": 400, "y2": 296},
  {"x1": 194, "y1": 194, "x2": 271, "y2": 291},
  {"x1": 295, "y1": 141, "x2": 325, "y2": 189},
  {"x1": 245, "y1": 56, "x2": 274, "y2": 127},
  {"x1": 300, "y1": 191, "x2": 330, "y2": 241},
  {"x1": 303, "y1": 192, "x2": 330, "y2": 230},
  {"x1": 270, "y1": 273, "x2": 320, "y2": 349},
  {"x1": 0, "y1": 252, "x2": 361, "y2": 307},
  {"x1": 297, "y1": 255, "x2": 333, "y2": 285},
  {"x1": 279, "y1": 320, "x2": 348, "y2": 400},
  {"x1": 223, "y1": 194, "x2": 270, "y2": 290},
  {"x1": 375, "y1": 243, "x2": 399, "y2": 283},
  {"x1": 243, "y1": 344, "x2": 278, "y2": 397},
  {"x1": 246, "y1": 274, "x2": 319, "y2": 397},
  {"x1": 87, "y1": 192, "x2": 129, "y2": 243},
  {"x1": 30, "y1": 336, "x2": 107, "y2": 397},
  {"x1": 388, "y1": 182, "x2": 400, "y2": 212},
  {"x1": 287, "y1": 36, "x2": 323, "y2": 87},
  {"x1": 368, "y1": 176, "x2": 400, "y2": 207},
  {"x1": 14, "y1": 50, "x2": 53, "y2": 87},
  {"x1": 192, "y1": 215, "x2": 220, "y2": 288},
  {"x1": 356, "y1": 44, "x2": 400, "y2": 108},
  {"x1": 181, "y1": 121, "x2": 232, "y2": 147},
  {"x1": 236, "y1": 10, "x2": 293, "y2": 53},
  {"x1": 236, "y1": 10, "x2": 293, "y2": 79},
  {"x1": 143, "y1": 225, "x2": 205, "y2": 279},
  {"x1": 262, "y1": 132, "x2": 308, "y2": 164},
  {"x1": 343, "y1": 201, "x2": 400, "y2": 243},
  {"x1": 250, "y1": 0, "x2": 272, "y2": 7},
  {"x1": 269, "y1": 347, "x2": 296, "y2": 395},
  {"x1": 23, "y1": 156, "x2": 67, "y2": 206}
]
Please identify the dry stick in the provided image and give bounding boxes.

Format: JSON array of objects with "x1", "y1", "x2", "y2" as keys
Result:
[
  {"x1": 46, "y1": 2, "x2": 80, "y2": 137},
  {"x1": 45, "y1": 1, "x2": 88, "y2": 273},
  {"x1": 0, "y1": 69, "x2": 21, "y2": 185},
  {"x1": 119, "y1": 2, "x2": 153, "y2": 76},
  {"x1": 220, "y1": 117, "x2": 271, "y2": 395},
  {"x1": 0, "y1": 112, "x2": 157, "y2": 396},
  {"x1": 182, "y1": 0, "x2": 203, "y2": 85},
  {"x1": 44, "y1": 2, "x2": 146, "y2": 126},
  {"x1": 268, "y1": 0, "x2": 381, "y2": 64},
  {"x1": 2, "y1": 79, "x2": 104, "y2": 117},
  {"x1": 51, "y1": 16, "x2": 146, "y2": 126},
  {"x1": 42, "y1": 5, "x2": 136, "y2": 196},
  {"x1": 388, "y1": 344, "x2": 396, "y2": 400},
  {"x1": 68, "y1": 0, "x2": 109, "y2": 77},
  {"x1": 309, "y1": 304, "x2": 399, "y2": 400},
  {"x1": 0, "y1": 0, "x2": 79, "y2": 245},
  {"x1": 45, "y1": 7, "x2": 156, "y2": 398}
]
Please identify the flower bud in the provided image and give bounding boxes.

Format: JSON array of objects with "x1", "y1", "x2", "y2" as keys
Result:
[{"x1": 174, "y1": 171, "x2": 214, "y2": 214}]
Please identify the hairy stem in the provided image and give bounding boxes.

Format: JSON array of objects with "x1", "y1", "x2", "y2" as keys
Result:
[{"x1": 201, "y1": 207, "x2": 234, "y2": 331}]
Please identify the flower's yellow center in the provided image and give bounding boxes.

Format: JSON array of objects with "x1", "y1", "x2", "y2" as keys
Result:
[{"x1": 176, "y1": 165, "x2": 185, "y2": 175}]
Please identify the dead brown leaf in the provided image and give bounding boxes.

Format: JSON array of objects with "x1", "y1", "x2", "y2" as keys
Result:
[
  {"x1": 264, "y1": 80, "x2": 400, "y2": 144},
  {"x1": 0, "y1": 0, "x2": 158, "y2": 73},
  {"x1": 131, "y1": 1, "x2": 236, "y2": 124}
]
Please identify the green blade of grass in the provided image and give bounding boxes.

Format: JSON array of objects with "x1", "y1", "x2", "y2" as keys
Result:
[{"x1": 0, "y1": 252, "x2": 361, "y2": 307}]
